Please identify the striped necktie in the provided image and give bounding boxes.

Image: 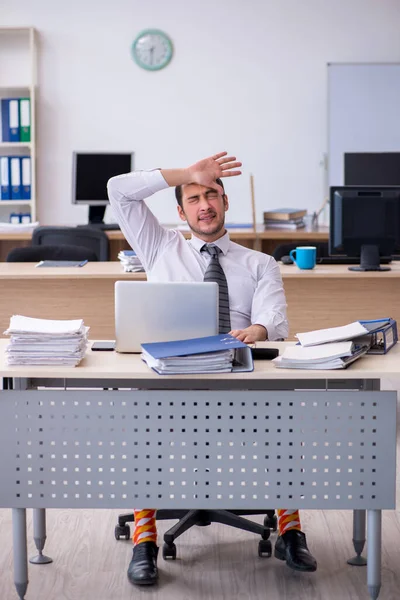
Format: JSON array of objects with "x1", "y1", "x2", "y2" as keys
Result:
[{"x1": 201, "y1": 244, "x2": 231, "y2": 334}]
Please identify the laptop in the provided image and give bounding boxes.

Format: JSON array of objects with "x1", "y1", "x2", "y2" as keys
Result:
[{"x1": 115, "y1": 281, "x2": 219, "y2": 352}]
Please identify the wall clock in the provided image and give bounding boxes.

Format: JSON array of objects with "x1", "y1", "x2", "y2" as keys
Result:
[{"x1": 131, "y1": 29, "x2": 173, "y2": 71}]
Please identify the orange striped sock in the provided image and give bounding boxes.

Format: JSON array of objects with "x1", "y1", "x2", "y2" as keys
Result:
[
  {"x1": 277, "y1": 509, "x2": 301, "y2": 536},
  {"x1": 133, "y1": 509, "x2": 157, "y2": 546}
]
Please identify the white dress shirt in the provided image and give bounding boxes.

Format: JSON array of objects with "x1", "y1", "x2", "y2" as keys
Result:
[{"x1": 107, "y1": 169, "x2": 288, "y2": 340}]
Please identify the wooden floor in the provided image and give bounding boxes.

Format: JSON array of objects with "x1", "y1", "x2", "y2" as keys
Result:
[{"x1": 1, "y1": 379, "x2": 399, "y2": 600}]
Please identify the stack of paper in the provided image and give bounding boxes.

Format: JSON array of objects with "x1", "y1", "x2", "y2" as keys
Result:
[
  {"x1": 141, "y1": 334, "x2": 254, "y2": 375},
  {"x1": 3, "y1": 315, "x2": 89, "y2": 366},
  {"x1": 118, "y1": 250, "x2": 144, "y2": 273},
  {"x1": 273, "y1": 322, "x2": 371, "y2": 370},
  {"x1": 0, "y1": 221, "x2": 39, "y2": 234}
]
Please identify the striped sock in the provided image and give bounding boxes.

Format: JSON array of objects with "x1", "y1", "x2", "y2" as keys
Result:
[
  {"x1": 133, "y1": 509, "x2": 157, "y2": 546},
  {"x1": 277, "y1": 509, "x2": 301, "y2": 536}
]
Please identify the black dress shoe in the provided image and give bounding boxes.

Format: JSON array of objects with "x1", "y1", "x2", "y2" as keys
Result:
[
  {"x1": 127, "y1": 541, "x2": 159, "y2": 585},
  {"x1": 274, "y1": 530, "x2": 317, "y2": 572}
]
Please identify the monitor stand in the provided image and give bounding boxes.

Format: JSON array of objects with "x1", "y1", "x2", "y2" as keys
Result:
[
  {"x1": 86, "y1": 206, "x2": 120, "y2": 230},
  {"x1": 349, "y1": 244, "x2": 391, "y2": 272},
  {"x1": 88, "y1": 205, "x2": 106, "y2": 225}
]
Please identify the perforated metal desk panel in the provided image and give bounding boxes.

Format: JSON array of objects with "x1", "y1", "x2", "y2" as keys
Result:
[{"x1": 0, "y1": 389, "x2": 395, "y2": 511}]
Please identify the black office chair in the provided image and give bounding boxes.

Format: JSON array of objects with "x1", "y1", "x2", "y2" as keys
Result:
[
  {"x1": 273, "y1": 241, "x2": 329, "y2": 262},
  {"x1": 6, "y1": 244, "x2": 98, "y2": 262},
  {"x1": 32, "y1": 226, "x2": 109, "y2": 261},
  {"x1": 115, "y1": 508, "x2": 277, "y2": 559}
]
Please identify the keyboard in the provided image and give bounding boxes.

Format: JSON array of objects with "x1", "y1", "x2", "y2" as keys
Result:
[{"x1": 318, "y1": 256, "x2": 391, "y2": 265}]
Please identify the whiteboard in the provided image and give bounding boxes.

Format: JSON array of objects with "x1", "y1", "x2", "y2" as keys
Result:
[{"x1": 328, "y1": 63, "x2": 400, "y2": 187}]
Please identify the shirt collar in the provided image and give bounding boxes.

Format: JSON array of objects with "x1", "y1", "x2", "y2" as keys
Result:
[{"x1": 189, "y1": 230, "x2": 230, "y2": 256}]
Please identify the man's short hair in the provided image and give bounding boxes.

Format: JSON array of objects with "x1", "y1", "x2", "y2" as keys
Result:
[{"x1": 175, "y1": 178, "x2": 225, "y2": 208}]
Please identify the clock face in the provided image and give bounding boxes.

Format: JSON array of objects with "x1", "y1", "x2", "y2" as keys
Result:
[{"x1": 132, "y1": 29, "x2": 173, "y2": 71}]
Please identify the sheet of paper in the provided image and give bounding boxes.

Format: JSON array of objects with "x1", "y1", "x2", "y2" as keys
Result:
[
  {"x1": 296, "y1": 322, "x2": 368, "y2": 347},
  {"x1": 281, "y1": 341, "x2": 353, "y2": 362},
  {"x1": 5, "y1": 315, "x2": 84, "y2": 335}
]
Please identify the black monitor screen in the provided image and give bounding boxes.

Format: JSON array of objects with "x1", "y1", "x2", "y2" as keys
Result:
[
  {"x1": 73, "y1": 153, "x2": 133, "y2": 205},
  {"x1": 345, "y1": 153, "x2": 400, "y2": 186},
  {"x1": 330, "y1": 187, "x2": 400, "y2": 257}
]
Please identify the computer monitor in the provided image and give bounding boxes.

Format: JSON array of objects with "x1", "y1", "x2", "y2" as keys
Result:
[
  {"x1": 329, "y1": 186, "x2": 400, "y2": 272},
  {"x1": 344, "y1": 152, "x2": 400, "y2": 186},
  {"x1": 72, "y1": 152, "x2": 134, "y2": 225}
]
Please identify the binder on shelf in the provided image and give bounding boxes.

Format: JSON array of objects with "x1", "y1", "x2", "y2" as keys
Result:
[
  {"x1": 10, "y1": 156, "x2": 22, "y2": 200},
  {"x1": 21, "y1": 156, "x2": 31, "y2": 200},
  {"x1": 19, "y1": 98, "x2": 31, "y2": 142},
  {"x1": 1, "y1": 99, "x2": 20, "y2": 142},
  {"x1": 9, "y1": 213, "x2": 20, "y2": 224},
  {"x1": 0, "y1": 156, "x2": 10, "y2": 200},
  {"x1": 9, "y1": 212, "x2": 32, "y2": 224}
]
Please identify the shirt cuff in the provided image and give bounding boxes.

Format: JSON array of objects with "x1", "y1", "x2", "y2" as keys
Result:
[{"x1": 254, "y1": 314, "x2": 289, "y2": 341}]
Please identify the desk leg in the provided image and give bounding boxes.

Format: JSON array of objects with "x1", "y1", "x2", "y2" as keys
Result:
[
  {"x1": 12, "y1": 508, "x2": 28, "y2": 600},
  {"x1": 367, "y1": 510, "x2": 382, "y2": 600},
  {"x1": 347, "y1": 509, "x2": 367, "y2": 566},
  {"x1": 30, "y1": 508, "x2": 52, "y2": 564}
]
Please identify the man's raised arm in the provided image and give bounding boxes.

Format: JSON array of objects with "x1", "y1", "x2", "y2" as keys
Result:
[{"x1": 107, "y1": 153, "x2": 242, "y2": 270}]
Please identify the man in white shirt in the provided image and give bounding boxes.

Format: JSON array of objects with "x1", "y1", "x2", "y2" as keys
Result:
[{"x1": 108, "y1": 151, "x2": 317, "y2": 586}]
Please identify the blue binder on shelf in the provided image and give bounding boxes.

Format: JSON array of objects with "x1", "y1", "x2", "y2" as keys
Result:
[
  {"x1": 0, "y1": 157, "x2": 10, "y2": 200},
  {"x1": 20, "y1": 156, "x2": 31, "y2": 200},
  {"x1": 358, "y1": 318, "x2": 398, "y2": 354},
  {"x1": 1, "y1": 98, "x2": 20, "y2": 142},
  {"x1": 141, "y1": 334, "x2": 254, "y2": 375},
  {"x1": 10, "y1": 156, "x2": 22, "y2": 200}
]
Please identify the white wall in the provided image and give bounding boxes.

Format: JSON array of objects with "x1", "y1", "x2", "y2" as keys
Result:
[{"x1": 2, "y1": 0, "x2": 400, "y2": 226}]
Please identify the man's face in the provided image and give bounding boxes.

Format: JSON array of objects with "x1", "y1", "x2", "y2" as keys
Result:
[{"x1": 177, "y1": 183, "x2": 229, "y2": 239}]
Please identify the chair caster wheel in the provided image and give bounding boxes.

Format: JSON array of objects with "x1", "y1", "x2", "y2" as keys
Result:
[
  {"x1": 264, "y1": 515, "x2": 278, "y2": 532},
  {"x1": 163, "y1": 542, "x2": 177, "y2": 560},
  {"x1": 114, "y1": 524, "x2": 130, "y2": 540},
  {"x1": 258, "y1": 539, "x2": 272, "y2": 558}
]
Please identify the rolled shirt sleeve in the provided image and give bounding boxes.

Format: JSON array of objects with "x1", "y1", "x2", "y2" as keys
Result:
[{"x1": 107, "y1": 169, "x2": 173, "y2": 271}]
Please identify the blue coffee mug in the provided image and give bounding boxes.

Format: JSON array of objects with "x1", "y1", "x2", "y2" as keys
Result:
[{"x1": 289, "y1": 246, "x2": 316, "y2": 270}]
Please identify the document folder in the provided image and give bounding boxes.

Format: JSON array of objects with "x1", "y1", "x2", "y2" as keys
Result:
[
  {"x1": 141, "y1": 334, "x2": 254, "y2": 375},
  {"x1": 19, "y1": 98, "x2": 31, "y2": 142},
  {"x1": 0, "y1": 157, "x2": 10, "y2": 200},
  {"x1": 10, "y1": 156, "x2": 22, "y2": 200},
  {"x1": 358, "y1": 318, "x2": 398, "y2": 354},
  {"x1": 1, "y1": 99, "x2": 19, "y2": 142},
  {"x1": 21, "y1": 156, "x2": 31, "y2": 200}
]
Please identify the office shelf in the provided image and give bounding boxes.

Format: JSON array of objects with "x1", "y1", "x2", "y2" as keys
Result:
[
  {"x1": 0, "y1": 200, "x2": 32, "y2": 206},
  {"x1": 0, "y1": 142, "x2": 31, "y2": 149},
  {"x1": 0, "y1": 27, "x2": 37, "y2": 221}
]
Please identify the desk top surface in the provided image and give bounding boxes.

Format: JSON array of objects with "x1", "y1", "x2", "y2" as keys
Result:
[
  {"x1": 1, "y1": 261, "x2": 400, "y2": 280},
  {"x1": 0, "y1": 340, "x2": 399, "y2": 380}
]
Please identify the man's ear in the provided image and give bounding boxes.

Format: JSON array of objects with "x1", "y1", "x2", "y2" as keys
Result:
[
  {"x1": 177, "y1": 205, "x2": 187, "y2": 222},
  {"x1": 223, "y1": 194, "x2": 229, "y2": 212}
]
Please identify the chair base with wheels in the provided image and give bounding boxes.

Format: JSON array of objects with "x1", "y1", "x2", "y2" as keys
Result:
[{"x1": 115, "y1": 509, "x2": 277, "y2": 559}]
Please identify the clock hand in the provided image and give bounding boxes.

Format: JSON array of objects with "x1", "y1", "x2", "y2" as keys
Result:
[{"x1": 149, "y1": 46, "x2": 155, "y2": 65}]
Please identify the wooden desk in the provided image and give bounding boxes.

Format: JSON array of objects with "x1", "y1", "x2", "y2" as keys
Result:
[
  {"x1": 0, "y1": 263, "x2": 145, "y2": 339},
  {"x1": 0, "y1": 261, "x2": 397, "y2": 340},
  {"x1": 0, "y1": 339, "x2": 399, "y2": 381},
  {"x1": 280, "y1": 263, "x2": 400, "y2": 335},
  {"x1": 0, "y1": 341, "x2": 396, "y2": 600},
  {"x1": 0, "y1": 225, "x2": 329, "y2": 260}
]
